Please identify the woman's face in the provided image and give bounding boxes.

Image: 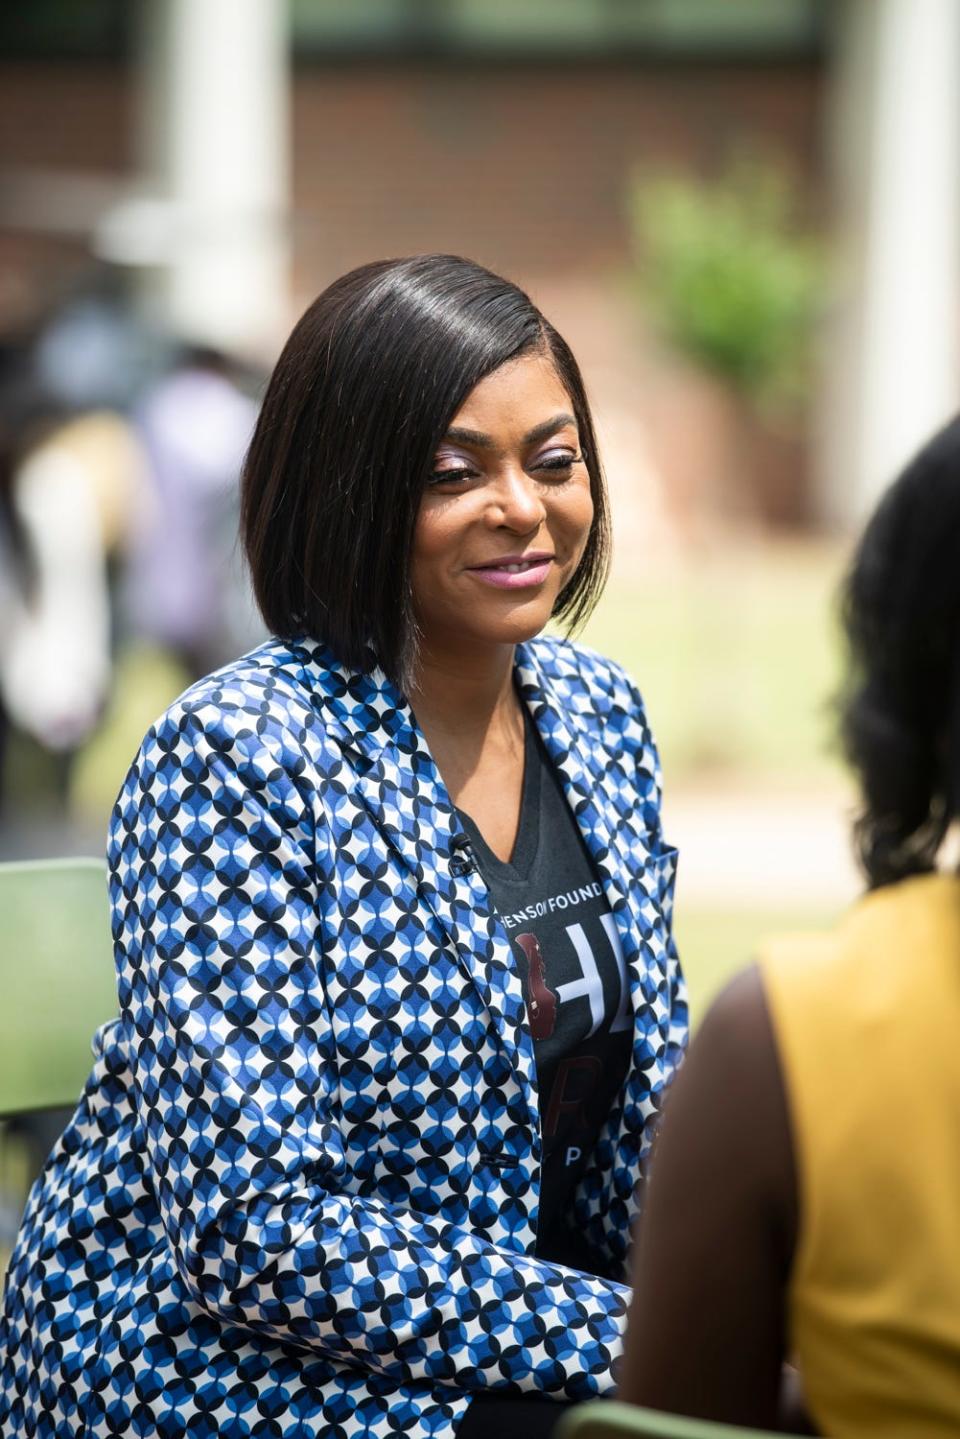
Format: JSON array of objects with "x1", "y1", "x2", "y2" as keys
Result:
[{"x1": 411, "y1": 350, "x2": 595, "y2": 659}]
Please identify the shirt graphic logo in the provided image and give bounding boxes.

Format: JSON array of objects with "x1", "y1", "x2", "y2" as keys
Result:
[
  {"x1": 515, "y1": 915, "x2": 632, "y2": 1042},
  {"x1": 558, "y1": 916, "x2": 633, "y2": 1036},
  {"x1": 515, "y1": 931, "x2": 558, "y2": 1039}
]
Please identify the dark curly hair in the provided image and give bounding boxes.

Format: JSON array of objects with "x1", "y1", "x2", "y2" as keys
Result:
[{"x1": 841, "y1": 414, "x2": 960, "y2": 888}]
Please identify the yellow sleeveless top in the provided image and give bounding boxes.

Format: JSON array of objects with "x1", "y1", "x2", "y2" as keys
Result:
[{"x1": 760, "y1": 873, "x2": 960, "y2": 1439}]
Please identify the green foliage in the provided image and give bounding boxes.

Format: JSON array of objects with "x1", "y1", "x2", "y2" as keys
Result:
[{"x1": 629, "y1": 159, "x2": 823, "y2": 412}]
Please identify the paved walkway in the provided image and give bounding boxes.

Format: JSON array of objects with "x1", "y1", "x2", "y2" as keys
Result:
[
  {"x1": 0, "y1": 817, "x2": 105, "y2": 864},
  {"x1": 663, "y1": 782, "x2": 861, "y2": 910}
]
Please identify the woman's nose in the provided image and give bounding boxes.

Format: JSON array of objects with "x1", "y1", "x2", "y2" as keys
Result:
[{"x1": 484, "y1": 466, "x2": 547, "y2": 531}]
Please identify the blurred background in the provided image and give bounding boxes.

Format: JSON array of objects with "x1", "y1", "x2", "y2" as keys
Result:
[{"x1": 0, "y1": 0, "x2": 958, "y2": 1029}]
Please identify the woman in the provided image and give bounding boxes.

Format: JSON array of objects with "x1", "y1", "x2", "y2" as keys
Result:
[
  {"x1": 1, "y1": 256, "x2": 686, "y2": 1438},
  {"x1": 621, "y1": 416, "x2": 960, "y2": 1437}
]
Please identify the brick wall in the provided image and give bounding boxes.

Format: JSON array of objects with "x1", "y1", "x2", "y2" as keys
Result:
[
  {"x1": 291, "y1": 59, "x2": 824, "y2": 292},
  {"x1": 0, "y1": 56, "x2": 825, "y2": 532}
]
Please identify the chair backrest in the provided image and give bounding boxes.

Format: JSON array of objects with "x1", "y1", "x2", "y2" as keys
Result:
[
  {"x1": 557, "y1": 1401, "x2": 790, "y2": 1439},
  {"x1": 0, "y1": 857, "x2": 116, "y2": 1118}
]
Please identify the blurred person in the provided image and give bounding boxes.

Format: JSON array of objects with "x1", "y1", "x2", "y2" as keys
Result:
[
  {"x1": 123, "y1": 344, "x2": 265, "y2": 677},
  {"x1": 34, "y1": 279, "x2": 163, "y2": 414},
  {"x1": 0, "y1": 255, "x2": 685, "y2": 1439},
  {"x1": 621, "y1": 416, "x2": 960, "y2": 1437},
  {"x1": 0, "y1": 344, "x2": 141, "y2": 806}
]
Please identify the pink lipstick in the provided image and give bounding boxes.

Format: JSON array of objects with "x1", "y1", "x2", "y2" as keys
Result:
[{"x1": 467, "y1": 552, "x2": 554, "y2": 590}]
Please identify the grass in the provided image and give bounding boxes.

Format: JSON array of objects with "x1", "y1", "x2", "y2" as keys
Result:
[
  {"x1": 577, "y1": 539, "x2": 848, "y2": 789},
  {"x1": 676, "y1": 901, "x2": 841, "y2": 1027},
  {"x1": 575, "y1": 538, "x2": 852, "y2": 1022},
  {"x1": 70, "y1": 645, "x2": 193, "y2": 826}
]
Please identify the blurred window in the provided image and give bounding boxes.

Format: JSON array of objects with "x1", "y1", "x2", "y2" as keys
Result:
[
  {"x1": 0, "y1": 1, "x2": 826, "y2": 63},
  {"x1": 0, "y1": 0, "x2": 130, "y2": 58},
  {"x1": 290, "y1": 0, "x2": 826, "y2": 58}
]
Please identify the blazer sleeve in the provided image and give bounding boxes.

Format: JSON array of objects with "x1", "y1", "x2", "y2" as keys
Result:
[
  {"x1": 109, "y1": 698, "x2": 629, "y2": 1400},
  {"x1": 622, "y1": 667, "x2": 687, "y2": 1084}
]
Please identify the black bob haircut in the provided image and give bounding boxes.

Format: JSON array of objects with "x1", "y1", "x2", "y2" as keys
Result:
[
  {"x1": 840, "y1": 413, "x2": 960, "y2": 889},
  {"x1": 241, "y1": 254, "x2": 610, "y2": 690}
]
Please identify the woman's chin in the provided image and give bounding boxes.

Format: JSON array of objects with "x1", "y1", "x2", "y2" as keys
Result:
[
  {"x1": 480, "y1": 588, "x2": 564, "y2": 637},
  {"x1": 474, "y1": 621, "x2": 554, "y2": 652}
]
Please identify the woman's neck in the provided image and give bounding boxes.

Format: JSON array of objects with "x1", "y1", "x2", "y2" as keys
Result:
[
  {"x1": 409, "y1": 639, "x2": 520, "y2": 745},
  {"x1": 408, "y1": 639, "x2": 525, "y2": 810}
]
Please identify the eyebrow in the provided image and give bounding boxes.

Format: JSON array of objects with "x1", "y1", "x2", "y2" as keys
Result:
[{"x1": 442, "y1": 411, "x2": 578, "y2": 450}]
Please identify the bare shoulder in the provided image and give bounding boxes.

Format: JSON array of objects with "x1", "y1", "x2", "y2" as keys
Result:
[
  {"x1": 621, "y1": 963, "x2": 798, "y2": 1426},
  {"x1": 652, "y1": 962, "x2": 797, "y2": 1260},
  {"x1": 689, "y1": 965, "x2": 777, "y2": 1097}
]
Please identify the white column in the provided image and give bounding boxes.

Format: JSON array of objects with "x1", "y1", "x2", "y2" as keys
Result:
[
  {"x1": 818, "y1": 0, "x2": 960, "y2": 527},
  {"x1": 137, "y1": 0, "x2": 290, "y2": 353}
]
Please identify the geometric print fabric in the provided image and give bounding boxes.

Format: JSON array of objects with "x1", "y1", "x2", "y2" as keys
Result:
[{"x1": 0, "y1": 634, "x2": 687, "y2": 1437}]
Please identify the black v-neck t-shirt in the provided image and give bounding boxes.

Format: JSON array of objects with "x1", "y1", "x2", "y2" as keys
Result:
[{"x1": 456, "y1": 712, "x2": 633, "y2": 1273}]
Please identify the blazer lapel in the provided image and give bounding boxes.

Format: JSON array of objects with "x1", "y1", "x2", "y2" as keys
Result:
[
  {"x1": 303, "y1": 645, "x2": 536, "y2": 1105},
  {"x1": 515, "y1": 644, "x2": 663, "y2": 1007},
  {"x1": 515, "y1": 645, "x2": 628, "y2": 913}
]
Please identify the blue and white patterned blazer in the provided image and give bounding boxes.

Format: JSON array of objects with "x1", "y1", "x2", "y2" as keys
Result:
[{"x1": 1, "y1": 634, "x2": 686, "y2": 1439}]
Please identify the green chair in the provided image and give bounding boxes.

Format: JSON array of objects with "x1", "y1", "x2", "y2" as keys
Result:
[
  {"x1": 557, "y1": 1401, "x2": 789, "y2": 1439},
  {"x1": 0, "y1": 857, "x2": 116, "y2": 1118}
]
